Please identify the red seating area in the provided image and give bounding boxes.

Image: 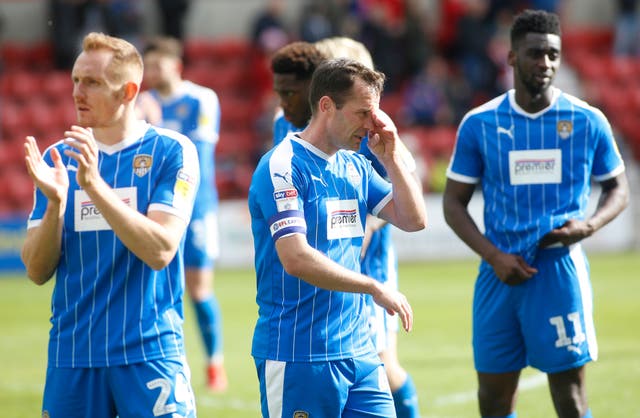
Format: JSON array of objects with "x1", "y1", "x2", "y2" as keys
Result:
[
  {"x1": 0, "y1": 37, "x2": 492, "y2": 208},
  {"x1": 564, "y1": 27, "x2": 640, "y2": 160},
  {"x1": 0, "y1": 38, "x2": 272, "y2": 211},
  {"x1": 0, "y1": 42, "x2": 70, "y2": 215}
]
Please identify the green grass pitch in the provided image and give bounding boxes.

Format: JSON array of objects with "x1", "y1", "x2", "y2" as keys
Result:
[{"x1": 1, "y1": 251, "x2": 638, "y2": 418}]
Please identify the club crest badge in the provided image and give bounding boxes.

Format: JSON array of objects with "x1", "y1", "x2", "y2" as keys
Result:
[
  {"x1": 557, "y1": 121, "x2": 573, "y2": 139},
  {"x1": 346, "y1": 162, "x2": 361, "y2": 187},
  {"x1": 293, "y1": 411, "x2": 309, "y2": 418},
  {"x1": 133, "y1": 154, "x2": 153, "y2": 177}
]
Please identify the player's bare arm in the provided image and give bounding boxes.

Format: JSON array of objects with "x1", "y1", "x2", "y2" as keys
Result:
[
  {"x1": 276, "y1": 233, "x2": 413, "y2": 331},
  {"x1": 541, "y1": 173, "x2": 630, "y2": 247},
  {"x1": 443, "y1": 178, "x2": 537, "y2": 285},
  {"x1": 21, "y1": 136, "x2": 68, "y2": 285}
]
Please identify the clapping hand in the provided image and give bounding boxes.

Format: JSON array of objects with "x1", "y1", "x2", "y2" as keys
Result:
[{"x1": 24, "y1": 136, "x2": 69, "y2": 207}]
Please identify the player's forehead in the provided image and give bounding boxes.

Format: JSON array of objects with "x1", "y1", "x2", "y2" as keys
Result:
[
  {"x1": 72, "y1": 49, "x2": 112, "y2": 77},
  {"x1": 518, "y1": 32, "x2": 561, "y2": 52},
  {"x1": 273, "y1": 73, "x2": 309, "y2": 92},
  {"x1": 341, "y1": 78, "x2": 379, "y2": 110}
]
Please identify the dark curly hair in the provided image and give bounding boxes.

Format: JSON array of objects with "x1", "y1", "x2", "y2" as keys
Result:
[
  {"x1": 270, "y1": 41, "x2": 328, "y2": 81},
  {"x1": 510, "y1": 9, "x2": 561, "y2": 46}
]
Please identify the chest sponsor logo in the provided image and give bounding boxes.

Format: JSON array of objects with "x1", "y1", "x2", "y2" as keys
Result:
[
  {"x1": 274, "y1": 188, "x2": 299, "y2": 211},
  {"x1": 508, "y1": 149, "x2": 562, "y2": 185},
  {"x1": 74, "y1": 187, "x2": 137, "y2": 231},
  {"x1": 326, "y1": 199, "x2": 364, "y2": 240}
]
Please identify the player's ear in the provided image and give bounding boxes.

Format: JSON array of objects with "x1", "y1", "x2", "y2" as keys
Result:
[
  {"x1": 123, "y1": 81, "x2": 140, "y2": 102},
  {"x1": 507, "y1": 49, "x2": 516, "y2": 67},
  {"x1": 319, "y1": 95, "x2": 334, "y2": 113}
]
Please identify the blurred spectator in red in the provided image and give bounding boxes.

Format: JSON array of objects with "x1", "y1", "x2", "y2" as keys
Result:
[{"x1": 436, "y1": 0, "x2": 467, "y2": 56}]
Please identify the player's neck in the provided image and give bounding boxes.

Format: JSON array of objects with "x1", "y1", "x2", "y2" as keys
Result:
[
  {"x1": 299, "y1": 122, "x2": 338, "y2": 157},
  {"x1": 91, "y1": 109, "x2": 140, "y2": 146},
  {"x1": 515, "y1": 86, "x2": 554, "y2": 113},
  {"x1": 157, "y1": 78, "x2": 182, "y2": 98}
]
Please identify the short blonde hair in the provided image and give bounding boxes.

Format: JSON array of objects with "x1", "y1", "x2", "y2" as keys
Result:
[
  {"x1": 82, "y1": 32, "x2": 143, "y2": 85},
  {"x1": 315, "y1": 37, "x2": 374, "y2": 70}
]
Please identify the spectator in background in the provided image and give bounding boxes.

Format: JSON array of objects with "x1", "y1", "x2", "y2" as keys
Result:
[
  {"x1": 248, "y1": 0, "x2": 292, "y2": 127},
  {"x1": 613, "y1": 0, "x2": 640, "y2": 56},
  {"x1": 402, "y1": 0, "x2": 433, "y2": 78},
  {"x1": 22, "y1": 32, "x2": 198, "y2": 418},
  {"x1": 359, "y1": 0, "x2": 407, "y2": 91},
  {"x1": 452, "y1": 0, "x2": 501, "y2": 104},
  {"x1": 250, "y1": 0, "x2": 291, "y2": 56},
  {"x1": 142, "y1": 36, "x2": 227, "y2": 392},
  {"x1": 157, "y1": 0, "x2": 191, "y2": 41},
  {"x1": 443, "y1": 10, "x2": 629, "y2": 418},
  {"x1": 49, "y1": 0, "x2": 87, "y2": 69},
  {"x1": 299, "y1": 0, "x2": 336, "y2": 42},
  {"x1": 48, "y1": 0, "x2": 142, "y2": 69},
  {"x1": 0, "y1": 10, "x2": 4, "y2": 72},
  {"x1": 528, "y1": 0, "x2": 563, "y2": 14},
  {"x1": 401, "y1": 54, "x2": 456, "y2": 127},
  {"x1": 435, "y1": 0, "x2": 467, "y2": 58}
]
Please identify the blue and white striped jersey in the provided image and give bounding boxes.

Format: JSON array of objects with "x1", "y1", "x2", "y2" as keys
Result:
[
  {"x1": 248, "y1": 133, "x2": 393, "y2": 362},
  {"x1": 272, "y1": 115, "x2": 417, "y2": 285},
  {"x1": 151, "y1": 80, "x2": 220, "y2": 216},
  {"x1": 28, "y1": 121, "x2": 200, "y2": 368},
  {"x1": 447, "y1": 88, "x2": 625, "y2": 262}
]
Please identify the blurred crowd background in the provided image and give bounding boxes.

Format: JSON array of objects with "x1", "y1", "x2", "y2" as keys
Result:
[{"x1": 1, "y1": 0, "x2": 640, "y2": 213}]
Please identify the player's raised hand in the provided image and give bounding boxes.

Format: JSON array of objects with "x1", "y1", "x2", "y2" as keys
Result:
[
  {"x1": 367, "y1": 108, "x2": 399, "y2": 162},
  {"x1": 24, "y1": 136, "x2": 69, "y2": 206},
  {"x1": 63, "y1": 126, "x2": 101, "y2": 190},
  {"x1": 371, "y1": 281, "x2": 413, "y2": 332}
]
